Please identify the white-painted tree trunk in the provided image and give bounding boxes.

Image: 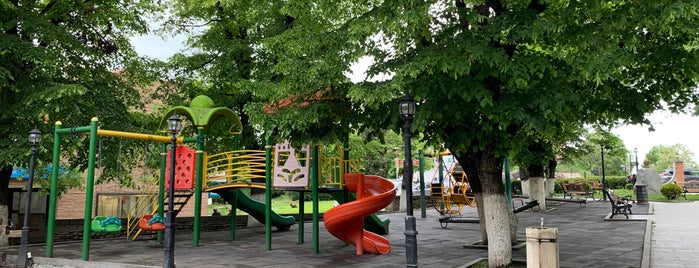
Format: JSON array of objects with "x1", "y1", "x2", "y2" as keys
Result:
[
  {"x1": 529, "y1": 177, "x2": 547, "y2": 211},
  {"x1": 483, "y1": 193, "x2": 512, "y2": 268},
  {"x1": 0, "y1": 205, "x2": 7, "y2": 247}
]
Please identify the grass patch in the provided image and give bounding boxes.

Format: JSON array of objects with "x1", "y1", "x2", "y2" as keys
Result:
[
  {"x1": 613, "y1": 188, "x2": 699, "y2": 201},
  {"x1": 207, "y1": 195, "x2": 336, "y2": 216}
]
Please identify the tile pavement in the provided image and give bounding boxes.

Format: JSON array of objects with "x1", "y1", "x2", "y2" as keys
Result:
[{"x1": 3, "y1": 199, "x2": 697, "y2": 267}]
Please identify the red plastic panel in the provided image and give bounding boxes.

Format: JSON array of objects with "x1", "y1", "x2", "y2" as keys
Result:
[{"x1": 165, "y1": 145, "x2": 196, "y2": 190}]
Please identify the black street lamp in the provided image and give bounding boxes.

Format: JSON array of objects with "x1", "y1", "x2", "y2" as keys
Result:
[
  {"x1": 163, "y1": 114, "x2": 182, "y2": 268},
  {"x1": 15, "y1": 128, "x2": 41, "y2": 268},
  {"x1": 399, "y1": 93, "x2": 418, "y2": 267}
]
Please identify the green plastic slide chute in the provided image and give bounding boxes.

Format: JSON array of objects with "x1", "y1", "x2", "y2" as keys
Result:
[
  {"x1": 213, "y1": 189, "x2": 295, "y2": 231},
  {"x1": 330, "y1": 192, "x2": 391, "y2": 235}
]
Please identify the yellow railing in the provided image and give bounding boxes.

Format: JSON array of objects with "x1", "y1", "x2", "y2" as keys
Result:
[
  {"x1": 203, "y1": 147, "x2": 361, "y2": 190},
  {"x1": 204, "y1": 150, "x2": 267, "y2": 188}
]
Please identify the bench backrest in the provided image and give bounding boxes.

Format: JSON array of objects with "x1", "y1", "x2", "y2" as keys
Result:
[
  {"x1": 562, "y1": 183, "x2": 586, "y2": 193},
  {"x1": 605, "y1": 189, "x2": 622, "y2": 205}
]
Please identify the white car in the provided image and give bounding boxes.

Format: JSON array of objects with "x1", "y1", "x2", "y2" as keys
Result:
[{"x1": 390, "y1": 179, "x2": 431, "y2": 196}]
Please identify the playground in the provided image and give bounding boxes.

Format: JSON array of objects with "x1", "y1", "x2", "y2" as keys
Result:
[
  {"x1": 8, "y1": 199, "x2": 659, "y2": 267},
  {"x1": 10, "y1": 94, "x2": 698, "y2": 267},
  {"x1": 35, "y1": 95, "x2": 398, "y2": 264}
]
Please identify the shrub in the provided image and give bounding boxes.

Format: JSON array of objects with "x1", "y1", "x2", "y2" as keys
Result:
[
  {"x1": 510, "y1": 180, "x2": 522, "y2": 195},
  {"x1": 660, "y1": 184, "x2": 684, "y2": 200},
  {"x1": 624, "y1": 183, "x2": 634, "y2": 190}
]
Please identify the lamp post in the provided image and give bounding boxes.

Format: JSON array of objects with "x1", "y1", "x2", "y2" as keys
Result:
[
  {"x1": 393, "y1": 147, "x2": 400, "y2": 181},
  {"x1": 163, "y1": 114, "x2": 182, "y2": 268},
  {"x1": 634, "y1": 147, "x2": 639, "y2": 175},
  {"x1": 399, "y1": 93, "x2": 418, "y2": 267},
  {"x1": 15, "y1": 128, "x2": 41, "y2": 268}
]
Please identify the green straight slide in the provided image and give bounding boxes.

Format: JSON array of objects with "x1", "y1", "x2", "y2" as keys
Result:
[{"x1": 213, "y1": 189, "x2": 295, "y2": 231}]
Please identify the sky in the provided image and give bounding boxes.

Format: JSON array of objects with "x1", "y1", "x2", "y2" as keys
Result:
[
  {"x1": 131, "y1": 34, "x2": 699, "y2": 165},
  {"x1": 611, "y1": 110, "x2": 699, "y2": 165}
]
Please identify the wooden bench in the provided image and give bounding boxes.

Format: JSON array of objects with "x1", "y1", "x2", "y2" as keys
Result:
[
  {"x1": 562, "y1": 183, "x2": 595, "y2": 200},
  {"x1": 604, "y1": 189, "x2": 633, "y2": 219}
]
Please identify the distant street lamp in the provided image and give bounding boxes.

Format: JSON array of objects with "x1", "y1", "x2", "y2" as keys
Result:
[
  {"x1": 163, "y1": 114, "x2": 182, "y2": 268},
  {"x1": 393, "y1": 147, "x2": 400, "y2": 181},
  {"x1": 16, "y1": 127, "x2": 41, "y2": 268},
  {"x1": 634, "y1": 147, "x2": 639, "y2": 174},
  {"x1": 399, "y1": 93, "x2": 418, "y2": 267}
]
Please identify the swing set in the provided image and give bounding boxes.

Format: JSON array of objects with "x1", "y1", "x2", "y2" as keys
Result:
[{"x1": 429, "y1": 153, "x2": 476, "y2": 216}]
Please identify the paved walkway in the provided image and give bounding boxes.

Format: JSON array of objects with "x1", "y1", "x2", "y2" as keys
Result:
[
  {"x1": 1, "y1": 200, "x2": 696, "y2": 267},
  {"x1": 646, "y1": 201, "x2": 699, "y2": 268}
]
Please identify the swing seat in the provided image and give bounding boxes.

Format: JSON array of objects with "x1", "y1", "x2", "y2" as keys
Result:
[
  {"x1": 91, "y1": 216, "x2": 123, "y2": 233},
  {"x1": 139, "y1": 214, "x2": 166, "y2": 231}
]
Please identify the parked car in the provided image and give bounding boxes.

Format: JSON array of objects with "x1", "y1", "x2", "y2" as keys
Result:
[
  {"x1": 683, "y1": 168, "x2": 699, "y2": 182},
  {"x1": 660, "y1": 169, "x2": 674, "y2": 184},
  {"x1": 659, "y1": 168, "x2": 699, "y2": 184}
]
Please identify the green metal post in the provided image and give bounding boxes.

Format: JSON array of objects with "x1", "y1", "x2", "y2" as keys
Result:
[
  {"x1": 419, "y1": 150, "x2": 426, "y2": 218},
  {"x1": 312, "y1": 145, "x2": 319, "y2": 254},
  {"x1": 193, "y1": 127, "x2": 204, "y2": 247},
  {"x1": 265, "y1": 136, "x2": 273, "y2": 250},
  {"x1": 230, "y1": 190, "x2": 238, "y2": 240},
  {"x1": 505, "y1": 156, "x2": 512, "y2": 207},
  {"x1": 158, "y1": 142, "x2": 166, "y2": 243},
  {"x1": 438, "y1": 155, "x2": 445, "y2": 211},
  {"x1": 298, "y1": 191, "x2": 304, "y2": 244},
  {"x1": 46, "y1": 122, "x2": 62, "y2": 257},
  {"x1": 231, "y1": 135, "x2": 239, "y2": 240},
  {"x1": 81, "y1": 118, "x2": 99, "y2": 261}
]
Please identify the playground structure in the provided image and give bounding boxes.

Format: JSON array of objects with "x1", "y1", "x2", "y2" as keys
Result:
[
  {"x1": 44, "y1": 95, "x2": 396, "y2": 261},
  {"x1": 429, "y1": 153, "x2": 476, "y2": 217}
]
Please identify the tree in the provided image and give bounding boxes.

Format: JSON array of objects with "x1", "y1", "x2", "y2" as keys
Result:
[
  {"x1": 646, "y1": 144, "x2": 697, "y2": 170},
  {"x1": 166, "y1": 1, "x2": 699, "y2": 266},
  {"x1": 0, "y1": 0, "x2": 160, "y2": 245}
]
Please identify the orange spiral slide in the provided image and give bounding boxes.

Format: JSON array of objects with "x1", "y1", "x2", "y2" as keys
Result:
[{"x1": 323, "y1": 173, "x2": 397, "y2": 255}]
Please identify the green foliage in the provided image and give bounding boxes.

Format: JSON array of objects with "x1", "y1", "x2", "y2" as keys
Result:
[
  {"x1": 646, "y1": 144, "x2": 697, "y2": 170},
  {"x1": 0, "y1": 0, "x2": 163, "y2": 200},
  {"x1": 286, "y1": 191, "x2": 334, "y2": 202},
  {"x1": 625, "y1": 183, "x2": 634, "y2": 190},
  {"x1": 509, "y1": 180, "x2": 522, "y2": 195},
  {"x1": 164, "y1": 1, "x2": 699, "y2": 264},
  {"x1": 660, "y1": 184, "x2": 684, "y2": 200}
]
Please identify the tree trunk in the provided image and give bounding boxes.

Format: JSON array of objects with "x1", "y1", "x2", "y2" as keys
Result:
[
  {"x1": 474, "y1": 192, "x2": 487, "y2": 243},
  {"x1": 457, "y1": 147, "x2": 514, "y2": 267}
]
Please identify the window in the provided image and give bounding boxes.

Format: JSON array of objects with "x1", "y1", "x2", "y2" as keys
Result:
[{"x1": 96, "y1": 194, "x2": 158, "y2": 218}]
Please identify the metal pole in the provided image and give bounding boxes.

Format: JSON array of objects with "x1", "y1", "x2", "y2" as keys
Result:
[
  {"x1": 601, "y1": 146, "x2": 606, "y2": 201},
  {"x1": 163, "y1": 132, "x2": 177, "y2": 268},
  {"x1": 15, "y1": 136, "x2": 39, "y2": 267},
  {"x1": 635, "y1": 149, "x2": 639, "y2": 175},
  {"x1": 192, "y1": 127, "x2": 204, "y2": 247},
  {"x1": 418, "y1": 150, "x2": 426, "y2": 218},
  {"x1": 264, "y1": 136, "x2": 272, "y2": 250},
  {"x1": 158, "y1": 142, "x2": 167, "y2": 243},
  {"x1": 403, "y1": 118, "x2": 418, "y2": 267},
  {"x1": 81, "y1": 118, "x2": 99, "y2": 261},
  {"x1": 504, "y1": 156, "x2": 512, "y2": 207},
  {"x1": 46, "y1": 122, "x2": 62, "y2": 257}
]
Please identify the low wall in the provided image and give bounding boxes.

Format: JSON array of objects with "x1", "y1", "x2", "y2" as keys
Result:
[{"x1": 8, "y1": 214, "x2": 317, "y2": 245}]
